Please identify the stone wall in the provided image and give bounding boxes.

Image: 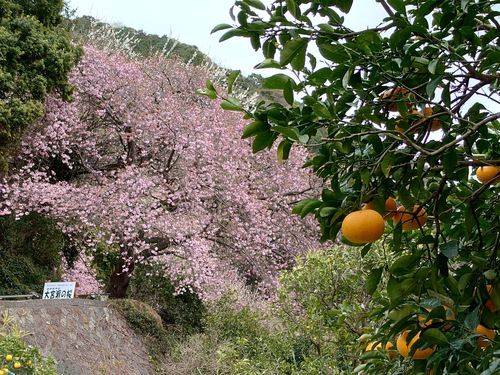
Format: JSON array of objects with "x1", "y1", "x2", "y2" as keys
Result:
[{"x1": 0, "y1": 299, "x2": 155, "y2": 374}]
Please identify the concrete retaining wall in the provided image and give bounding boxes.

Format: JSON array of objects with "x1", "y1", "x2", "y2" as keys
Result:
[{"x1": 0, "y1": 299, "x2": 155, "y2": 374}]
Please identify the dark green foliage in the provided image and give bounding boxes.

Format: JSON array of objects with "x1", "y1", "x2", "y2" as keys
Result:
[
  {"x1": 0, "y1": 213, "x2": 75, "y2": 295},
  {"x1": 0, "y1": 0, "x2": 81, "y2": 173},
  {"x1": 130, "y1": 263, "x2": 206, "y2": 334}
]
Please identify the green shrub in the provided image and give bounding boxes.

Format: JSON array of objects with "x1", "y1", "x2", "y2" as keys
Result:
[
  {"x1": 0, "y1": 310, "x2": 59, "y2": 375},
  {"x1": 0, "y1": 213, "x2": 74, "y2": 295},
  {"x1": 205, "y1": 246, "x2": 386, "y2": 374},
  {"x1": 129, "y1": 263, "x2": 206, "y2": 334}
]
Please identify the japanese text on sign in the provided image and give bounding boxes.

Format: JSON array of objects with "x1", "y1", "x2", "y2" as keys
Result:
[{"x1": 42, "y1": 282, "x2": 76, "y2": 300}]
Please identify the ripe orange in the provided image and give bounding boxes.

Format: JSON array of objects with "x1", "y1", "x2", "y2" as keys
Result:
[
  {"x1": 475, "y1": 324, "x2": 495, "y2": 348},
  {"x1": 382, "y1": 87, "x2": 412, "y2": 112},
  {"x1": 394, "y1": 205, "x2": 427, "y2": 230},
  {"x1": 366, "y1": 341, "x2": 396, "y2": 359},
  {"x1": 396, "y1": 330, "x2": 436, "y2": 359},
  {"x1": 5, "y1": 355, "x2": 12, "y2": 362},
  {"x1": 419, "y1": 107, "x2": 442, "y2": 131},
  {"x1": 364, "y1": 197, "x2": 398, "y2": 220},
  {"x1": 417, "y1": 305, "x2": 455, "y2": 331},
  {"x1": 485, "y1": 285, "x2": 498, "y2": 312},
  {"x1": 476, "y1": 166, "x2": 500, "y2": 184},
  {"x1": 394, "y1": 111, "x2": 424, "y2": 133},
  {"x1": 13, "y1": 362, "x2": 21, "y2": 369},
  {"x1": 341, "y1": 209, "x2": 385, "y2": 244}
]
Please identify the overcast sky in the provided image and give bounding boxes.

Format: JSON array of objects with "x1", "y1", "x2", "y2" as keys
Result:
[{"x1": 67, "y1": 1, "x2": 386, "y2": 75}]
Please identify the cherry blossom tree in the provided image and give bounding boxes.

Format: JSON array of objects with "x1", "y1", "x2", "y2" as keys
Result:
[{"x1": 0, "y1": 45, "x2": 325, "y2": 299}]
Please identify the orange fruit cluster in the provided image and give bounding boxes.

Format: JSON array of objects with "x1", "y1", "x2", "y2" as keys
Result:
[
  {"x1": 365, "y1": 340, "x2": 396, "y2": 360},
  {"x1": 341, "y1": 197, "x2": 428, "y2": 244}
]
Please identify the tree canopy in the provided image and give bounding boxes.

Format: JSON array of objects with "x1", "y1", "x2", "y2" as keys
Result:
[
  {"x1": 207, "y1": 0, "x2": 500, "y2": 373},
  {"x1": 0, "y1": 0, "x2": 81, "y2": 173}
]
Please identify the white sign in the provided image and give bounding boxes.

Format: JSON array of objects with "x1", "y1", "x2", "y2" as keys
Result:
[{"x1": 42, "y1": 282, "x2": 76, "y2": 300}]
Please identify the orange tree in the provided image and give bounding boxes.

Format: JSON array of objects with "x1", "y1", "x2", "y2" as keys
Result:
[{"x1": 201, "y1": 0, "x2": 500, "y2": 373}]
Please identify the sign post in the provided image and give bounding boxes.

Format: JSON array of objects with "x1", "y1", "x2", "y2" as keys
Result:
[{"x1": 42, "y1": 282, "x2": 76, "y2": 300}]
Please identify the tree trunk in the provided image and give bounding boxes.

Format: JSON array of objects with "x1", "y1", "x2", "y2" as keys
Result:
[{"x1": 107, "y1": 256, "x2": 135, "y2": 299}]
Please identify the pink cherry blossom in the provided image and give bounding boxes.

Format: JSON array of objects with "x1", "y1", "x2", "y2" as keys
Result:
[{"x1": 1, "y1": 45, "x2": 327, "y2": 300}]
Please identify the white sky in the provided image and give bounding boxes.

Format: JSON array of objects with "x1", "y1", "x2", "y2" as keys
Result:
[{"x1": 67, "y1": 0, "x2": 387, "y2": 75}]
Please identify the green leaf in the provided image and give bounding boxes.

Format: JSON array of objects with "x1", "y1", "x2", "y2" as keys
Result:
[
  {"x1": 440, "y1": 241, "x2": 459, "y2": 260},
  {"x1": 299, "y1": 199, "x2": 322, "y2": 218},
  {"x1": 426, "y1": 75, "x2": 444, "y2": 99},
  {"x1": 312, "y1": 102, "x2": 332, "y2": 119},
  {"x1": 387, "y1": 0, "x2": 406, "y2": 14},
  {"x1": 227, "y1": 70, "x2": 241, "y2": 95},
  {"x1": 332, "y1": 0, "x2": 353, "y2": 13},
  {"x1": 366, "y1": 267, "x2": 383, "y2": 295},
  {"x1": 291, "y1": 199, "x2": 310, "y2": 215},
  {"x1": 285, "y1": 0, "x2": 300, "y2": 19},
  {"x1": 381, "y1": 153, "x2": 395, "y2": 178},
  {"x1": 243, "y1": 0, "x2": 266, "y2": 10},
  {"x1": 283, "y1": 80, "x2": 294, "y2": 106},
  {"x1": 280, "y1": 37, "x2": 308, "y2": 67},
  {"x1": 442, "y1": 150, "x2": 457, "y2": 176},
  {"x1": 464, "y1": 306, "x2": 481, "y2": 330},
  {"x1": 195, "y1": 89, "x2": 217, "y2": 99},
  {"x1": 442, "y1": 84, "x2": 451, "y2": 107},
  {"x1": 252, "y1": 132, "x2": 272, "y2": 153},
  {"x1": 387, "y1": 276, "x2": 403, "y2": 300},
  {"x1": 254, "y1": 58, "x2": 282, "y2": 69},
  {"x1": 221, "y1": 97, "x2": 244, "y2": 112},
  {"x1": 397, "y1": 188, "x2": 415, "y2": 209},
  {"x1": 272, "y1": 125, "x2": 299, "y2": 141},
  {"x1": 277, "y1": 139, "x2": 292, "y2": 164},
  {"x1": 206, "y1": 80, "x2": 216, "y2": 92},
  {"x1": 421, "y1": 328, "x2": 449, "y2": 345},
  {"x1": 242, "y1": 120, "x2": 270, "y2": 138},
  {"x1": 219, "y1": 28, "x2": 252, "y2": 42},
  {"x1": 317, "y1": 43, "x2": 350, "y2": 64},
  {"x1": 390, "y1": 255, "x2": 421, "y2": 276},
  {"x1": 428, "y1": 58, "x2": 439, "y2": 74},
  {"x1": 262, "y1": 74, "x2": 293, "y2": 89},
  {"x1": 210, "y1": 23, "x2": 233, "y2": 34},
  {"x1": 319, "y1": 206, "x2": 336, "y2": 218}
]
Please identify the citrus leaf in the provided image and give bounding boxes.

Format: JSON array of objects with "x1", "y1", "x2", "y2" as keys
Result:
[
  {"x1": 280, "y1": 37, "x2": 308, "y2": 66},
  {"x1": 421, "y1": 328, "x2": 449, "y2": 345},
  {"x1": 242, "y1": 120, "x2": 270, "y2": 139},
  {"x1": 252, "y1": 133, "x2": 272, "y2": 153},
  {"x1": 262, "y1": 74, "x2": 293, "y2": 89},
  {"x1": 219, "y1": 28, "x2": 252, "y2": 42},
  {"x1": 272, "y1": 126, "x2": 299, "y2": 141},
  {"x1": 381, "y1": 153, "x2": 395, "y2": 178},
  {"x1": 277, "y1": 139, "x2": 292, "y2": 164},
  {"x1": 210, "y1": 23, "x2": 233, "y2": 34},
  {"x1": 283, "y1": 80, "x2": 294, "y2": 105},
  {"x1": 243, "y1": 0, "x2": 266, "y2": 10},
  {"x1": 255, "y1": 58, "x2": 282, "y2": 69},
  {"x1": 227, "y1": 70, "x2": 241, "y2": 95},
  {"x1": 221, "y1": 97, "x2": 244, "y2": 112},
  {"x1": 366, "y1": 267, "x2": 383, "y2": 295},
  {"x1": 440, "y1": 240, "x2": 459, "y2": 260}
]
